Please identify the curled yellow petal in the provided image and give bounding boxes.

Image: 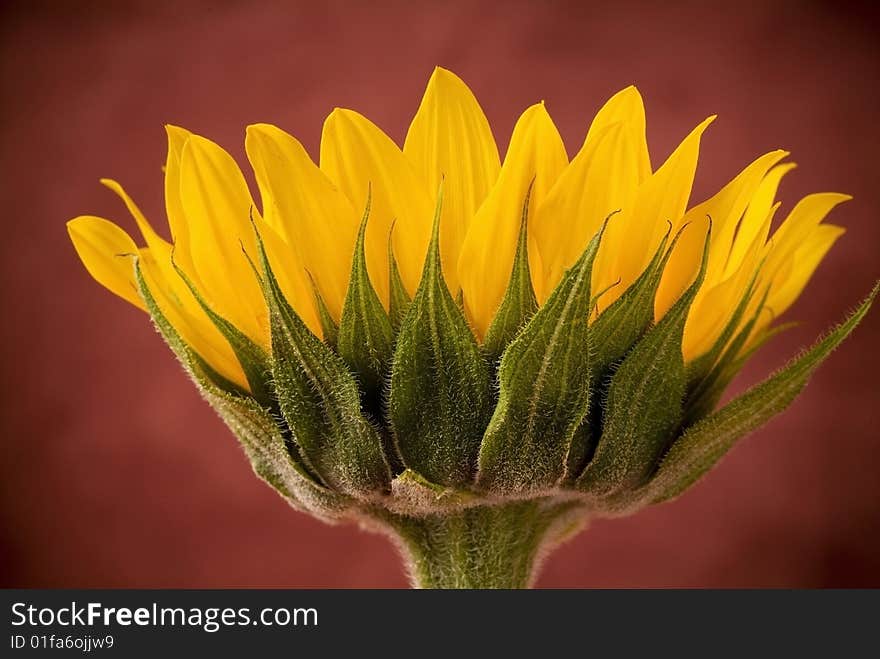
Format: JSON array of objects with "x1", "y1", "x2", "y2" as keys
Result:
[
  {"x1": 320, "y1": 108, "x2": 434, "y2": 300},
  {"x1": 67, "y1": 216, "x2": 145, "y2": 310},
  {"x1": 403, "y1": 67, "x2": 501, "y2": 295},
  {"x1": 178, "y1": 133, "x2": 268, "y2": 346},
  {"x1": 246, "y1": 123, "x2": 359, "y2": 319},
  {"x1": 458, "y1": 102, "x2": 568, "y2": 337}
]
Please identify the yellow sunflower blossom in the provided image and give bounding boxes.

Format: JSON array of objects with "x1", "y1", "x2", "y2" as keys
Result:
[
  {"x1": 69, "y1": 67, "x2": 844, "y2": 388},
  {"x1": 66, "y1": 67, "x2": 873, "y2": 590}
]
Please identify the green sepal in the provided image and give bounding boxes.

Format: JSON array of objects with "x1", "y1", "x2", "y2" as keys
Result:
[
  {"x1": 307, "y1": 272, "x2": 339, "y2": 349},
  {"x1": 476, "y1": 221, "x2": 605, "y2": 494},
  {"x1": 565, "y1": 224, "x2": 676, "y2": 478},
  {"x1": 389, "y1": 189, "x2": 492, "y2": 487},
  {"x1": 170, "y1": 255, "x2": 274, "y2": 407},
  {"x1": 577, "y1": 226, "x2": 711, "y2": 495},
  {"x1": 610, "y1": 281, "x2": 877, "y2": 511},
  {"x1": 388, "y1": 223, "x2": 412, "y2": 333},
  {"x1": 252, "y1": 226, "x2": 392, "y2": 498},
  {"x1": 482, "y1": 185, "x2": 538, "y2": 362},
  {"x1": 589, "y1": 222, "x2": 675, "y2": 372},
  {"x1": 202, "y1": 384, "x2": 351, "y2": 520},
  {"x1": 132, "y1": 258, "x2": 346, "y2": 519},
  {"x1": 337, "y1": 194, "x2": 395, "y2": 399}
]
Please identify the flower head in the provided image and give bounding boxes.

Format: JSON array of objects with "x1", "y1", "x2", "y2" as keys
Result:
[
  {"x1": 67, "y1": 68, "x2": 874, "y2": 587},
  {"x1": 69, "y1": 68, "x2": 849, "y2": 386}
]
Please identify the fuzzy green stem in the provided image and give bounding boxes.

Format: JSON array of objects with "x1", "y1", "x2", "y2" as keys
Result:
[{"x1": 383, "y1": 499, "x2": 586, "y2": 589}]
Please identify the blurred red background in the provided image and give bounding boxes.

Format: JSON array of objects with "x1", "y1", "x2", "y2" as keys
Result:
[{"x1": 1, "y1": 0, "x2": 878, "y2": 588}]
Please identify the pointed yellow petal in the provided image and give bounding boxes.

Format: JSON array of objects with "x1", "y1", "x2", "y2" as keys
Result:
[
  {"x1": 67, "y1": 216, "x2": 145, "y2": 310},
  {"x1": 655, "y1": 149, "x2": 787, "y2": 319},
  {"x1": 725, "y1": 162, "x2": 796, "y2": 277},
  {"x1": 403, "y1": 67, "x2": 501, "y2": 294},
  {"x1": 320, "y1": 108, "x2": 434, "y2": 298},
  {"x1": 766, "y1": 223, "x2": 845, "y2": 318},
  {"x1": 531, "y1": 122, "x2": 639, "y2": 302},
  {"x1": 762, "y1": 192, "x2": 852, "y2": 280},
  {"x1": 597, "y1": 116, "x2": 714, "y2": 311},
  {"x1": 703, "y1": 150, "x2": 788, "y2": 282},
  {"x1": 99, "y1": 178, "x2": 169, "y2": 251},
  {"x1": 97, "y1": 178, "x2": 247, "y2": 360},
  {"x1": 178, "y1": 133, "x2": 268, "y2": 346},
  {"x1": 246, "y1": 123, "x2": 359, "y2": 318},
  {"x1": 458, "y1": 102, "x2": 568, "y2": 336},
  {"x1": 584, "y1": 85, "x2": 651, "y2": 183}
]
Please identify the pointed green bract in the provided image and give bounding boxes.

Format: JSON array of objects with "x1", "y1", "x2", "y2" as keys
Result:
[
  {"x1": 308, "y1": 272, "x2": 339, "y2": 349},
  {"x1": 483, "y1": 186, "x2": 538, "y2": 362},
  {"x1": 589, "y1": 223, "x2": 675, "y2": 372},
  {"x1": 204, "y1": 386, "x2": 350, "y2": 520},
  {"x1": 338, "y1": 195, "x2": 395, "y2": 399},
  {"x1": 476, "y1": 223, "x2": 605, "y2": 494},
  {"x1": 389, "y1": 189, "x2": 492, "y2": 487},
  {"x1": 613, "y1": 282, "x2": 877, "y2": 509},
  {"x1": 132, "y1": 258, "x2": 345, "y2": 518},
  {"x1": 565, "y1": 225, "x2": 675, "y2": 478},
  {"x1": 253, "y1": 227, "x2": 392, "y2": 497},
  {"x1": 171, "y1": 256, "x2": 273, "y2": 406},
  {"x1": 388, "y1": 224, "x2": 412, "y2": 333},
  {"x1": 577, "y1": 226, "x2": 711, "y2": 495}
]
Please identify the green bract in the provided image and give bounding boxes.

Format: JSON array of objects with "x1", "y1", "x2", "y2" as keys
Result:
[{"x1": 135, "y1": 195, "x2": 875, "y2": 589}]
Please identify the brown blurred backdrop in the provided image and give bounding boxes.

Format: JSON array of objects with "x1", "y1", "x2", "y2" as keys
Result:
[{"x1": 1, "y1": 0, "x2": 878, "y2": 588}]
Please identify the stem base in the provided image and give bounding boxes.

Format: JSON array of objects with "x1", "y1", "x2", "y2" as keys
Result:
[{"x1": 381, "y1": 498, "x2": 587, "y2": 588}]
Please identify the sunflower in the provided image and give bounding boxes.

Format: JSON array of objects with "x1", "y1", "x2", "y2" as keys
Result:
[{"x1": 68, "y1": 67, "x2": 874, "y2": 588}]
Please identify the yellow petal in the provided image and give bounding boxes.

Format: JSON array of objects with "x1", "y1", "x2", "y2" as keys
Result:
[
  {"x1": 596, "y1": 116, "x2": 715, "y2": 311},
  {"x1": 178, "y1": 133, "x2": 268, "y2": 346},
  {"x1": 99, "y1": 178, "x2": 169, "y2": 250},
  {"x1": 682, "y1": 257, "x2": 756, "y2": 362},
  {"x1": 531, "y1": 122, "x2": 639, "y2": 302},
  {"x1": 724, "y1": 162, "x2": 796, "y2": 277},
  {"x1": 457, "y1": 102, "x2": 568, "y2": 337},
  {"x1": 762, "y1": 193, "x2": 852, "y2": 281},
  {"x1": 765, "y1": 223, "x2": 846, "y2": 318},
  {"x1": 584, "y1": 85, "x2": 651, "y2": 183},
  {"x1": 403, "y1": 67, "x2": 501, "y2": 294},
  {"x1": 246, "y1": 123, "x2": 359, "y2": 318},
  {"x1": 163, "y1": 125, "x2": 192, "y2": 245},
  {"x1": 320, "y1": 108, "x2": 434, "y2": 299},
  {"x1": 655, "y1": 149, "x2": 787, "y2": 319},
  {"x1": 704, "y1": 150, "x2": 788, "y2": 283},
  {"x1": 67, "y1": 216, "x2": 145, "y2": 310}
]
